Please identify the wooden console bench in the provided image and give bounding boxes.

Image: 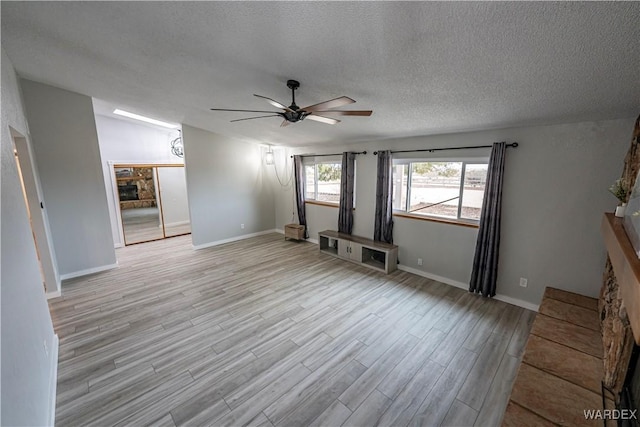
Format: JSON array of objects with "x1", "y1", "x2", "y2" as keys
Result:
[
  {"x1": 318, "y1": 230, "x2": 398, "y2": 274},
  {"x1": 503, "y1": 287, "x2": 614, "y2": 426}
]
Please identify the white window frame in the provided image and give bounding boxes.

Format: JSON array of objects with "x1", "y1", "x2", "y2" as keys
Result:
[
  {"x1": 304, "y1": 159, "x2": 344, "y2": 205},
  {"x1": 392, "y1": 157, "x2": 488, "y2": 223}
]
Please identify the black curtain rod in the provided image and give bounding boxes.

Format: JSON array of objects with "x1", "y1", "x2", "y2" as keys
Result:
[
  {"x1": 290, "y1": 150, "x2": 367, "y2": 158},
  {"x1": 373, "y1": 142, "x2": 518, "y2": 155}
]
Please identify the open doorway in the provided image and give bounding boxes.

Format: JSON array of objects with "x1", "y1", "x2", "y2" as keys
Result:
[
  {"x1": 10, "y1": 128, "x2": 60, "y2": 296},
  {"x1": 13, "y1": 145, "x2": 45, "y2": 288},
  {"x1": 113, "y1": 164, "x2": 190, "y2": 245}
]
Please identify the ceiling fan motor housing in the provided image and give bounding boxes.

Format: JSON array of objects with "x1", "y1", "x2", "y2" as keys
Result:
[{"x1": 283, "y1": 110, "x2": 308, "y2": 122}]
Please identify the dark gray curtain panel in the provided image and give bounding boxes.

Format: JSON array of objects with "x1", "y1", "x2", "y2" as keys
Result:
[
  {"x1": 374, "y1": 150, "x2": 394, "y2": 243},
  {"x1": 338, "y1": 152, "x2": 356, "y2": 234},
  {"x1": 469, "y1": 142, "x2": 507, "y2": 297},
  {"x1": 293, "y1": 155, "x2": 309, "y2": 238}
]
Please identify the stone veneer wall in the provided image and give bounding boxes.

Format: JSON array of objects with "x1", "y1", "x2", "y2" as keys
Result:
[{"x1": 600, "y1": 114, "x2": 640, "y2": 395}]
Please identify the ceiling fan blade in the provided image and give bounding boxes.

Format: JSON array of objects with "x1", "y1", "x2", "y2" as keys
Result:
[
  {"x1": 301, "y1": 96, "x2": 355, "y2": 113},
  {"x1": 313, "y1": 110, "x2": 373, "y2": 116},
  {"x1": 306, "y1": 114, "x2": 340, "y2": 125},
  {"x1": 280, "y1": 120, "x2": 291, "y2": 127},
  {"x1": 254, "y1": 94, "x2": 295, "y2": 113},
  {"x1": 230, "y1": 115, "x2": 281, "y2": 123},
  {"x1": 210, "y1": 108, "x2": 279, "y2": 114}
]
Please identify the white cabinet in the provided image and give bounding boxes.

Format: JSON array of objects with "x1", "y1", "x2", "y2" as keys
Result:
[{"x1": 318, "y1": 230, "x2": 398, "y2": 274}]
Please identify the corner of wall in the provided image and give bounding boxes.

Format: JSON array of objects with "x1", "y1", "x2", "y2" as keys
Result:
[{"x1": 47, "y1": 334, "x2": 59, "y2": 427}]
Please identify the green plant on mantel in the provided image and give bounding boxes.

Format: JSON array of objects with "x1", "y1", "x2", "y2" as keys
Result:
[{"x1": 609, "y1": 179, "x2": 627, "y2": 204}]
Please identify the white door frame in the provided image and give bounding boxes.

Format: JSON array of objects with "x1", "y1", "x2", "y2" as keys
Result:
[{"x1": 10, "y1": 127, "x2": 61, "y2": 298}]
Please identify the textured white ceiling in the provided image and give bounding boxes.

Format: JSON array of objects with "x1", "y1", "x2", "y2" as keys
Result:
[{"x1": 2, "y1": 2, "x2": 639, "y2": 147}]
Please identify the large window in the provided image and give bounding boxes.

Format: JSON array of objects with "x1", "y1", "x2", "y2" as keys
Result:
[
  {"x1": 304, "y1": 162, "x2": 342, "y2": 204},
  {"x1": 392, "y1": 160, "x2": 488, "y2": 222}
]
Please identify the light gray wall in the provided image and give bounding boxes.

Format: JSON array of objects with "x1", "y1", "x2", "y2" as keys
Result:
[
  {"x1": 20, "y1": 79, "x2": 116, "y2": 277},
  {"x1": 273, "y1": 118, "x2": 635, "y2": 306},
  {"x1": 1, "y1": 48, "x2": 57, "y2": 427},
  {"x1": 94, "y1": 114, "x2": 183, "y2": 246},
  {"x1": 182, "y1": 125, "x2": 275, "y2": 247}
]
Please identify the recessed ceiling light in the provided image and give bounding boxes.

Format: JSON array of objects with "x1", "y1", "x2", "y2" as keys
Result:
[{"x1": 113, "y1": 109, "x2": 179, "y2": 129}]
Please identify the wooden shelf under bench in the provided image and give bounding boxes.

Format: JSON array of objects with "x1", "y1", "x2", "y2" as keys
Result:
[{"x1": 318, "y1": 230, "x2": 398, "y2": 274}]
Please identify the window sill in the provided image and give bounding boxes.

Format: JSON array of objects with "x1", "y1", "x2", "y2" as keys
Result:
[
  {"x1": 305, "y1": 200, "x2": 356, "y2": 211},
  {"x1": 393, "y1": 212, "x2": 479, "y2": 228},
  {"x1": 305, "y1": 200, "x2": 339, "y2": 208}
]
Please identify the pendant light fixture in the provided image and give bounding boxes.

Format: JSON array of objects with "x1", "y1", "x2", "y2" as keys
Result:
[{"x1": 265, "y1": 145, "x2": 275, "y2": 165}]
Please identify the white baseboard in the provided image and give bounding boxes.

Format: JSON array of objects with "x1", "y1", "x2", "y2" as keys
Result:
[
  {"x1": 397, "y1": 264, "x2": 539, "y2": 312},
  {"x1": 398, "y1": 264, "x2": 468, "y2": 289},
  {"x1": 192, "y1": 229, "x2": 280, "y2": 250},
  {"x1": 45, "y1": 289, "x2": 61, "y2": 300},
  {"x1": 59, "y1": 262, "x2": 119, "y2": 281},
  {"x1": 48, "y1": 334, "x2": 59, "y2": 427},
  {"x1": 114, "y1": 242, "x2": 124, "y2": 249},
  {"x1": 164, "y1": 220, "x2": 190, "y2": 228},
  {"x1": 275, "y1": 228, "x2": 284, "y2": 234},
  {"x1": 492, "y1": 294, "x2": 539, "y2": 312}
]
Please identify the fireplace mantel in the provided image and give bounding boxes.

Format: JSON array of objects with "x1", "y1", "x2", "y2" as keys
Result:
[{"x1": 601, "y1": 212, "x2": 640, "y2": 344}]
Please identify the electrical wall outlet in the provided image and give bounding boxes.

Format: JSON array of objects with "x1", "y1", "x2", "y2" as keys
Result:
[
  {"x1": 43, "y1": 340, "x2": 49, "y2": 357},
  {"x1": 417, "y1": 258, "x2": 423, "y2": 266},
  {"x1": 240, "y1": 224, "x2": 245, "y2": 229},
  {"x1": 519, "y1": 277, "x2": 528, "y2": 287}
]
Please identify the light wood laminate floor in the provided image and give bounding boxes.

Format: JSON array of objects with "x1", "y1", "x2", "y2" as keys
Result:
[{"x1": 50, "y1": 233, "x2": 534, "y2": 426}]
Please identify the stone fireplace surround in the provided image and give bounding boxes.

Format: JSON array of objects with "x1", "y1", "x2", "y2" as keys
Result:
[
  {"x1": 600, "y1": 115, "x2": 640, "y2": 397},
  {"x1": 601, "y1": 214, "x2": 637, "y2": 397}
]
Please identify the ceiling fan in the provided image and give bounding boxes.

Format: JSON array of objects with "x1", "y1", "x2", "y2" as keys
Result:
[{"x1": 210, "y1": 80, "x2": 372, "y2": 127}]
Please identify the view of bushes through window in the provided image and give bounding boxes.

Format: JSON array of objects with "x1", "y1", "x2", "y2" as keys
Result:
[
  {"x1": 392, "y1": 161, "x2": 488, "y2": 221},
  {"x1": 305, "y1": 163, "x2": 342, "y2": 203}
]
